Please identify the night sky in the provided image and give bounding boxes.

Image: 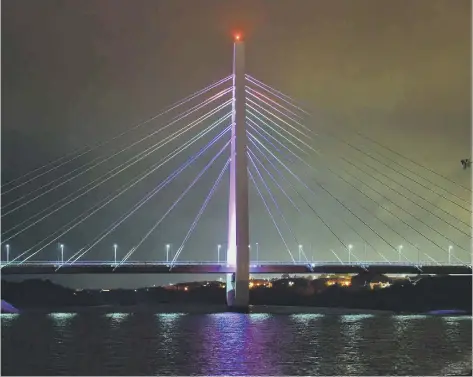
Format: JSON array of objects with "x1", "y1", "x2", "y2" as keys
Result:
[{"x1": 2, "y1": 0, "x2": 471, "y2": 288}]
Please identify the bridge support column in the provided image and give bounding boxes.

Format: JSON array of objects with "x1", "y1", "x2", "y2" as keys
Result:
[{"x1": 226, "y1": 35, "x2": 250, "y2": 311}]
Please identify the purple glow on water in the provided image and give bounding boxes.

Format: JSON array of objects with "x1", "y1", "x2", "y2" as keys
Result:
[{"x1": 198, "y1": 314, "x2": 281, "y2": 376}]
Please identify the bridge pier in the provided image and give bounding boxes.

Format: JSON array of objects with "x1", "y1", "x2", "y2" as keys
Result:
[{"x1": 226, "y1": 34, "x2": 250, "y2": 312}]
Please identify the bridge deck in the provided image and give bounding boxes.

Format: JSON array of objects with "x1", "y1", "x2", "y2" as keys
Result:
[{"x1": 1, "y1": 262, "x2": 471, "y2": 275}]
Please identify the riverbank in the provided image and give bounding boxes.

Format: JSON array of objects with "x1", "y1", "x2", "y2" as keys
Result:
[
  {"x1": 2, "y1": 274, "x2": 471, "y2": 315},
  {"x1": 7, "y1": 303, "x2": 399, "y2": 315}
]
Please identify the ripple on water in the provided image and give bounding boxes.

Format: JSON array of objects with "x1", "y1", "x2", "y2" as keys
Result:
[{"x1": 1, "y1": 310, "x2": 471, "y2": 375}]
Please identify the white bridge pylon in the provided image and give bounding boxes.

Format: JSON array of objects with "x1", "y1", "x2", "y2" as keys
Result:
[{"x1": 226, "y1": 33, "x2": 250, "y2": 310}]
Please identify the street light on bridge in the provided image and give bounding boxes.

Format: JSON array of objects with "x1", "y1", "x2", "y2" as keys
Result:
[
  {"x1": 5, "y1": 244, "x2": 10, "y2": 264},
  {"x1": 398, "y1": 245, "x2": 403, "y2": 263},
  {"x1": 217, "y1": 244, "x2": 221, "y2": 264},
  {"x1": 59, "y1": 243, "x2": 64, "y2": 264},
  {"x1": 255, "y1": 242, "x2": 259, "y2": 264},
  {"x1": 166, "y1": 244, "x2": 170, "y2": 263},
  {"x1": 298, "y1": 244, "x2": 303, "y2": 263},
  {"x1": 348, "y1": 244, "x2": 353, "y2": 264},
  {"x1": 113, "y1": 244, "x2": 118, "y2": 265},
  {"x1": 448, "y1": 245, "x2": 453, "y2": 264}
]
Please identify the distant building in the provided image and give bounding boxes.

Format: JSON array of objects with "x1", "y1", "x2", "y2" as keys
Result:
[{"x1": 351, "y1": 273, "x2": 392, "y2": 289}]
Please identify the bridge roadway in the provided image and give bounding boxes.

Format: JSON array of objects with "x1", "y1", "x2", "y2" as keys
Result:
[{"x1": 0, "y1": 261, "x2": 471, "y2": 275}]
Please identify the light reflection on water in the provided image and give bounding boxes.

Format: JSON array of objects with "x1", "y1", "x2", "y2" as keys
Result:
[{"x1": 1, "y1": 311, "x2": 471, "y2": 375}]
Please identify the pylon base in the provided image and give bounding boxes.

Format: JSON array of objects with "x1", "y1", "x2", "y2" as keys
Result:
[{"x1": 226, "y1": 305, "x2": 250, "y2": 313}]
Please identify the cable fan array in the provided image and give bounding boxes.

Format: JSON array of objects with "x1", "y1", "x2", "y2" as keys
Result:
[
  {"x1": 244, "y1": 74, "x2": 471, "y2": 266},
  {"x1": 2, "y1": 77, "x2": 234, "y2": 267},
  {"x1": 1, "y1": 73, "x2": 471, "y2": 268}
]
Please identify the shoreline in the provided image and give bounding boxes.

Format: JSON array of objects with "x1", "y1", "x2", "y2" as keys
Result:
[
  {"x1": 6, "y1": 303, "x2": 469, "y2": 316},
  {"x1": 3, "y1": 275, "x2": 471, "y2": 316},
  {"x1": 3, "y1": 303, "x2": 394, "y2": 315}
]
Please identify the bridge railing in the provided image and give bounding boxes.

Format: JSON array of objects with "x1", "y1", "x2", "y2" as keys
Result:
[{"x1": 0, "y1": 260, "x2": 470, "y2": 268}]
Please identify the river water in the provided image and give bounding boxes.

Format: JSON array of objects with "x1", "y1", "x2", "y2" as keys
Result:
[{"x1": 1, "y1": 308, "x2": 472, "y2": 375}]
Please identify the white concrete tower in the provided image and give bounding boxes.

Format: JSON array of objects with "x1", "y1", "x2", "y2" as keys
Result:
[{"x1": 226, "y1": 33, "x2": 250, "y2": 310}]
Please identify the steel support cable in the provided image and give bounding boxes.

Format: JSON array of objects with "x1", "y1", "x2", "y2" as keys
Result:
[
  {"x1": 246, "y1": 89, "x2": 315, "y2": 137},
  {"x1": 245, "y1": 75, "x2": 469, "y2": 205},
  {"x1": 244, "y1": 86, "x2": 304, "y2": 123},
  {"x1": 251, "y1": 105, "x2": 471, "y2": 236},
  {"x1": 1, "y1": 109, "x2": 232, "y2": 243},
  {"x1": 247, "y1": 136, "x2": 349, "y2": 255},
  {"x1": 246, "y1": 121, "x2": 300, "y2": 165},
  {"x1": 23, "y1": 125, "x2": 231, "y2": 267},
  {"x1": 246, "y1": 99, "x2": 317, "y2": 151},
  {"x1": 341, "y1": 156, "x2": 471, "y2": 233},
  {"x1": 1, "y1": 75, "x2": 232, "y2": 191},
  {"x1": 333, "y1": 248, "x2": 363, "y2": 264},
  {"x1": 249, "y1": 135, "x2": 392, "y2": 264},
  {"x1": 252, "y1": 118, "x2": 468, "y2": 252},
  {"x1": 36, "y1": 125, "x2": 232, "y2": 267},
  {"x1": 61, "y1": 123, "x2": 232, "y2": 266},
  {"x1": 245, "y1": 75, "x2": 309, "y2": 116},
  {"x1": 7, "y1": 125, "x2": 231, "y2": 266},
  {"x1": 118, "y1": 140, "x2": 231, "y2": 267},
  {"x1": 248, "y1": 169, "x2": 297, "y2": 264},
  {"x1": 352, "y1": 130, "x2": 472, "y2": 194},
  {"x1": 246, "y1": 87, "x2": 318, "y2": 139},
  {"x1": 246, "y1": 97, "x2": 311, "y2": 140},
  {"x1": 247, "y1": 148, "x2": 301, "y2": 213},
  {"x1": 424, "y1": 253, "x2": 441, "y2": 265},
  {"x1": 350, "y1": 251, "x2": 363, "y2": 263},
  {"x1": 248, "y1": 152, "x2": 309, "y2": 262},
  {"x1": 330, "y1": 249, "x2": 345, "y2": 264},
  {"x1": 309, "y1": 130, "x2": 471, "y2": 212},
  {"x1": 255, "y1": 128, "x2": 452, "y2": 265},
  {"x1": 246, "y1": 104, "x2": 315, "y2": 151},
  {"x1": 338, "y1": 137, "x2": 471, "y2": 210},
  {"x1": 357, "y1": 136, "x2": 472, "y2": 201},
  {"x1": 170, "y1": 159, "x2": 230, "y2": 266},
  {"x1": 448, "y1": 250, "x2": 471, "y2": 265},
  {"x1": 64, "y1": 128, "x2": 231, "y2": 267},
  {"x1": 2, "y1": 103, "x2": 232, "y2": 239},
  {"x1": 246, "y1": 74, "x2": 301, "y2": 106},
  {"x1": 2, "y1": 89, "x2": 232, "y2": 213},
  {"x1": 73, "y1": 148, "x2": 229, "y2": 267},
  {"x1": 340, "y1": 158, "x2": 471, "y2": 253},
  {"x1": 246, "y1": 112, "x2": 311, "y2": 157},
  {"x1": 248, "y1": 133, "x2": 394, "y2": 263},
  {"x1": 251, "y1": 121, "x2": 457, "y2": 262},
  {"x1": 330, "y1": 247, "x2": 367, "y2": 265},
  {"x1": 324, "y1": 162, "x2": 463, "y2": 261},
  {"x1": 246, "y1": 126, "x2": 305, "y2": 211}
]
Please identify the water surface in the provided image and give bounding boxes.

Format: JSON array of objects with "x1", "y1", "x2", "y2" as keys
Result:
[{"x1": 2, "y1": 309, "x2": 471, "y2": 375}]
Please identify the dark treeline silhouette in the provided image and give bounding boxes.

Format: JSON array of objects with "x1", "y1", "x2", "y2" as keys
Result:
[
  {"x1": 251, "y1": 275, "x2": 472, "y2": 313},
  {"x1": 2, "y1": 274, "x2": 471, "y2": 314}
]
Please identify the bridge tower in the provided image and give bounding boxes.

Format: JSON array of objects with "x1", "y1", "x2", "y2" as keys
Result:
[{"x1": 226, "y1": 33, "x2": 250, "y2": 310}]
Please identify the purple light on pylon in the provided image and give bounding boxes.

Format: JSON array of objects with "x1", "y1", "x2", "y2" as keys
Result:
[{"x1": 227, "y1": 213, "x2": 236, "y2": 266}]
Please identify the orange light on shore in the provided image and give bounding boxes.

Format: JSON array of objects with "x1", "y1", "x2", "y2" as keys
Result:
[{"x1": 234, "y1": 33, "x2": 242, "y2": 42}]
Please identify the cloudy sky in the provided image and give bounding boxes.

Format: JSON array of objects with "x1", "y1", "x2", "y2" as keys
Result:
[{"x1": 2, "y1": 0, "x2": 471, "y2": 288}]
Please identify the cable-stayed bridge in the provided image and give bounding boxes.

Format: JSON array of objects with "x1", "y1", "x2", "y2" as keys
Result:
[{"x1": 1, "y1": 36, "x2": 471, "y2": 307}]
